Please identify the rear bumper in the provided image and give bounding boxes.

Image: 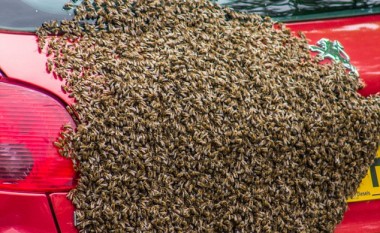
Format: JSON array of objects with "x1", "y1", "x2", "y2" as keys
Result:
[
  {"x1": 0, "y1": 191, "x2": 57, "y2": 233},
  {"x1": 49, "y1": 193, "x2": 77, "y2": 233},
  {"x1": 0, "y1": 191, "x2": 77, "y2": 233},
  {"x1": 1, "y1": 190, "x2": 380, "y2": 233}
]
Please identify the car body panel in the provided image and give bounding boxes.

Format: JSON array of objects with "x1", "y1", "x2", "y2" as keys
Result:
[
  {"x1": 286, "y1": 14, "x2": 380, "y2": 96},
  {"x1": 49, "y1": 193, "x2": 77, "y2": 233},
  {"x1": 0, "y1": 191, "x2": 57, "y2": 233},
  {"x1": 0, "y1": 32, "x2": 72, "y2": 105},
  {"x1": 335, "y1": 199, "x2": 380, "y2": 233},
  {"x1": 0, "y1": 13, "x2": 379, "y2": 233}
]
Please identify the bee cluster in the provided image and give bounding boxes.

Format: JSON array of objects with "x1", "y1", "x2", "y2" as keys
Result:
[{"x1": 37, "y1": 0, "x2": 380, "y2": 232}]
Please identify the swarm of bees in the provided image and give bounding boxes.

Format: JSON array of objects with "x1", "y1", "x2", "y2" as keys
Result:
[{"x1": 37, "y1": 0, "x2": 380, "y2": 232}]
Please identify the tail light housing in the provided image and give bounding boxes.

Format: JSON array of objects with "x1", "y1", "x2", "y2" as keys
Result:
[{"x1": 0, "y1": 80, "x2": 75, "y2": 192}]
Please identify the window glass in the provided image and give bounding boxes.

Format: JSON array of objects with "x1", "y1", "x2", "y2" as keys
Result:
[
  {"x1": 2, "y1": 0, "x2": 380, "y2": 31},
  {"x1": 0, "y1": 0, "x2": 76, "y2": 31},
  {"x1": 213, "y1": 0, "x2": 380, "y2": 21}
]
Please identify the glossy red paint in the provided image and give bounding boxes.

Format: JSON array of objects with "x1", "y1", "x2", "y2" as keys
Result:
[
  {"x1": 49, "y1": 193, "x2": 78, "y2": 233},
  {"x1": 335, "y1": 199, "x2": 380, "y2": 233},
  {"x1": 0, "y1": 191, "x2": 57, "y2": 233},
  {"x1": 0, "y1": 32, "x2": 73, "y2": 105},
  {"x1": 286, "y1": 14, "x2": 380, "y2": 96}
]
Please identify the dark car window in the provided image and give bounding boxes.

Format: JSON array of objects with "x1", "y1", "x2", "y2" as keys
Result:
[
  {"x1": 0, "y1": 0, "x2": 76, "y2": 31},
  {"x1": 2, "y1": 0, "x2": 380, "y2": 31},
  {"x1": 213, "y1": 0, "x2": 380, "y2": 21}
]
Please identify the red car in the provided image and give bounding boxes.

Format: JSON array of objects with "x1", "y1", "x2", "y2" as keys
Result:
[{"x1": 0, "y1": 1, "x2": 379, "y2": 232}]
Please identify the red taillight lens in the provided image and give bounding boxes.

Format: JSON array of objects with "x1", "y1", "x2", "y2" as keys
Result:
[{"x1": 0, "y1": 81, "x2": 75, "y2": 192}]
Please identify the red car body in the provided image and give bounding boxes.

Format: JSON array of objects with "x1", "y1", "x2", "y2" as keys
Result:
[{"x1": 0, "y1": 13, "x2": 379, "y2": 233}]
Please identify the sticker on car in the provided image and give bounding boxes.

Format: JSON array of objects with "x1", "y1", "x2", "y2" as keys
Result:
[{"x1": 348, "y1": 147, "x2": 380, "y2": 202}]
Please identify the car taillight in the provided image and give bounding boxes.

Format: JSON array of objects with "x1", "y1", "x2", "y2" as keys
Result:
[{"x1": 0, "y1": 81, "x2": 75, "y2": 192}]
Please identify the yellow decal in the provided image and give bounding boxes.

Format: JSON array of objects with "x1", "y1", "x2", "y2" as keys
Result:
[{"x1": 348, "y1": 147, "x2": 380, "y2": 202}]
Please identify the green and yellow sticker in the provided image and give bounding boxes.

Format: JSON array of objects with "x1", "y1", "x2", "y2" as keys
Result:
[{"x1": 348, "y1": 147, "x2": 380, "y2": 202}]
